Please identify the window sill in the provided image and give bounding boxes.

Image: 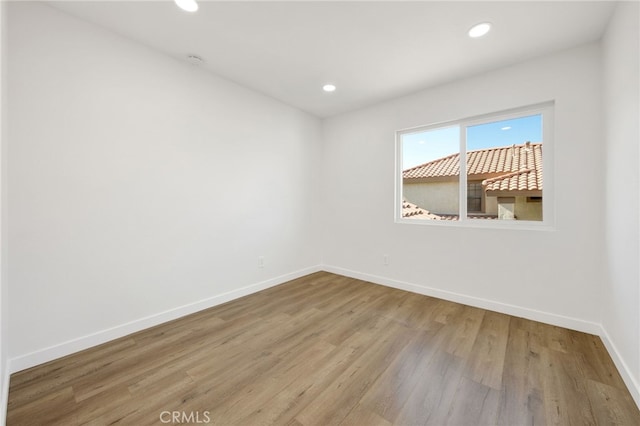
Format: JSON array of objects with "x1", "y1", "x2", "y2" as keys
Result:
[{"x1": 395, "y1": 217, "x2": 556, "y2": 231}]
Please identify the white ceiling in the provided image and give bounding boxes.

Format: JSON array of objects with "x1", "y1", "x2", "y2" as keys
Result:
[{"x1": 49, "y1": 1, "x2": 615, "y2": 118}]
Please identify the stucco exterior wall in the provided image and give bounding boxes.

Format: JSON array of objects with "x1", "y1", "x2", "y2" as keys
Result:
[
  {"x1": 403, "y1": 181, "x2": 458, "y2": 215},
  {"x1": 514, "y1": 196, "x2": 543, "y2": 221},
  {"x1": 485, "y1": 193, "x2": 498, "y2": 215},
  {"x1": 405, "y1": 182, "x2": 541, "y2": 221}
]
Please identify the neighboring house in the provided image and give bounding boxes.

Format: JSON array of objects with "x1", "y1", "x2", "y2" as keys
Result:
[{"x1": 403, "y1": 142, "x2": 542, "y2": 221}]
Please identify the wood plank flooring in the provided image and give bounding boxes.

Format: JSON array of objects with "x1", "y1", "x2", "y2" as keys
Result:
[{"x1": 7, "y1": 272, "x2": 640, "y2": 425}]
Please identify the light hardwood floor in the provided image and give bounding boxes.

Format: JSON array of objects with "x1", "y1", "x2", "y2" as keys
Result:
[{"x1": 7, "y1": 272, "x2": 640, "y2": 425}]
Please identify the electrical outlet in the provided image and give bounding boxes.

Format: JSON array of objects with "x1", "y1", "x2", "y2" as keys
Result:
[
  {"x1": 258, "y1": 256, "x2": 265, "y2": 268},
  {"x1": 383, "y1": 254, "x2": 389, "y2": 266}
]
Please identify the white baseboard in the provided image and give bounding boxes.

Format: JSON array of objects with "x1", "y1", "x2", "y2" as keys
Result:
[
  {"x1": 4, "y1": 266, "x2": 639, "y2": 415},
  {"x1": 9, "y1": 265, "x2": 321, "y2": 374},
  {"x1": 321, "y1": 265, "x2": 601, "y2": 335},
  {"x1": 325, "y1": 265, "x2": 640, "y2": 409},
  {"x1": 600, "y1": 325, "x2": 640, "y2": 409},
  {"x1": 0, "y1": 360, "x2": 9, "y2": 426}
]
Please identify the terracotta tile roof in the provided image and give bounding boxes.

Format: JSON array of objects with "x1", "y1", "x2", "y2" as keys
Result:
[
  {"x1": 404, "y1": 142, "x2": 542, "y2": 177},
  {"x1": 403, "y1": 142, "x2": 542, "y2": 193},
  {"x1": 402, "y1": 200, "x2": 498, "y2": 220},
  {"x1": 482, "y1": 168, "x2": 542, "y2": 192},
  {"x1": 403, "y1": 153, "x2": 460, "y2": 179},
  {"x1": 401, "y1": 200, "x2": 442, "y2": 220}
]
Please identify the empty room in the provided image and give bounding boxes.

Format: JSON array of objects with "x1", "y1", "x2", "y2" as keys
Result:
[{"x1": 1, "y1": 0, "x2": 639, "y2": 425}]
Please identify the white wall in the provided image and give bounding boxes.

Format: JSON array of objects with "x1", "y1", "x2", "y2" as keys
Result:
[
  {"x1": 321, "y1": 43, "x2": 604, "y2": 332},
  {"x1": 7, "y1": 2, "x2": 321, "y2": 369},
  {"x1": 601, "y1": 1, "x2": 640, "y2": 406},
  {"x1": 0, "y1": 0, "x2": 8, "y2": 422}
]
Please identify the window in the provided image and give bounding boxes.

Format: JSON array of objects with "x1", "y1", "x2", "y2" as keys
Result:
[
  {"x1": 397, "y1": 103, "x2": 553, "y2": 228},
  {"x1": 467, "y1": 182, "x2": 482, "y2": 213}
]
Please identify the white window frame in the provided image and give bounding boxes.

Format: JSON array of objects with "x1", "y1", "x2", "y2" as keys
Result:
[{"x1": 395, "y1": 102, "x2": 555, "y2": 231}]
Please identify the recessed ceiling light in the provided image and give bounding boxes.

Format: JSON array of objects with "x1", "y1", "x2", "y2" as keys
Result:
[
  {"x1": 323, "y1": 84, "x2": 337, "y2": 92},
  {"x1": 175, "y1": 0, "x2": 198, "y2": 13},
  {"x1": 187, "y1": 54, "x2": 204, "y2": 65},
  {"x1": 468, "y1": 22, "x2": 491, "y2": 38}
]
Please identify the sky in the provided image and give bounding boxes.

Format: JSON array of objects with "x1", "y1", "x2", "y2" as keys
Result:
[{"x1": 402, "y1": 114, "x2": 542, "y2": 169}]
